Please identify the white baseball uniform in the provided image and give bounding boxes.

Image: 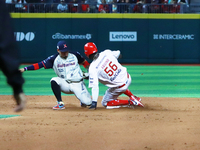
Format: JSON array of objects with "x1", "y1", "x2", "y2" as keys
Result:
[
  {"x1": 88, "y1": 49, "x2": 131, "y2": 106},
  {"x1": 25, "y1": 51, "x2": 92, "y2": 106}
]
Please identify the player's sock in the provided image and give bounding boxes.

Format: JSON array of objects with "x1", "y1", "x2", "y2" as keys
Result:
[
  {"x1": 123, "y1": 89, "x2": 133, "y2": 98},
  {"x1": 51, "y1": 80, "x2": 62, "y2": 102},
  {"x1": 107, "y1": 99, "x2": 129, "y2": 106}
]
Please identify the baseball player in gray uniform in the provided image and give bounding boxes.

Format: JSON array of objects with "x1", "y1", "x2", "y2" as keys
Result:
[
  {"x1": 84, "y1": 42, "x2": 144, "y2": 109},
  {"x1": 20, "y1": 40, "x2": 92, "y2": 110}
]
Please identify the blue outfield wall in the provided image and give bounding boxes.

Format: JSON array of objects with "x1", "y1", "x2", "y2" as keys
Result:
[{"x1": 11, "y1": 13, "x2": 200, "y2": 64}]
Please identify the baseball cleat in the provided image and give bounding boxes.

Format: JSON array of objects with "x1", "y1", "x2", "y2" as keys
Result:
[
  {"x1": 81, "y1": 103, "x2": 91, "y2": 108},
  {"x1": 130, "y1": 95, "x2": 142, "y2": 102},
  {"x1": 81, "y1": 103, "x2": 87, "y2": 108},
  {"x1": 129, "y1": 99, "x2": 144, "y2": 107},
  {"x1": 14, "y1": 92, "x2": 26, "y2": 112},
  {"x1": 88, "y1": 101, "x2": 97, "y2": 110},
  {"x1": 53, "y1": 101, "x2": 65, "y2": 110}
]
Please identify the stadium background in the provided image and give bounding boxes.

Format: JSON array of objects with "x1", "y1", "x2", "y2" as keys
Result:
[
  {"x1": 11, "y1": 13, "x2": 200, "y2": 64},
  {"x1": 0, "y1": 13, "x2": 200, "y2": 150}
]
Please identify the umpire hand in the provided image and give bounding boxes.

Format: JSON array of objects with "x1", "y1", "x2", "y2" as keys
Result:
[{"x1": 89, "y1": 101, "x2": 97, "y2": 110}]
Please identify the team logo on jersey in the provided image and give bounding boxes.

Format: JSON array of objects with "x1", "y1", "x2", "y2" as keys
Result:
[
  {"x1": 57, "y1": 62, "x2": 75, "y2": 67},
  {"x1": 110, "y1": 69, "x2": 121, "y2": 81},
  {"x1": 89, "y1": 78, "x2": 93, "y2": 84},
  {"x1": 89, "y1": 77, "x2": 93, "y2": 84}
]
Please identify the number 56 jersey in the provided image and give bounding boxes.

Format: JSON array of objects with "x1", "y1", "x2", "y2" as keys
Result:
[{"x1": 88, "y1": 50, "x2": 128, "y2": 88}]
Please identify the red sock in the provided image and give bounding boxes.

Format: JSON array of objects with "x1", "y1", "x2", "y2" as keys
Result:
[
  {"x1": 123, "y1": 89, "x2": 133, "y2": 97},
  {"x1": 107, "y1": 99, "x2": 129, "y2": 106}
]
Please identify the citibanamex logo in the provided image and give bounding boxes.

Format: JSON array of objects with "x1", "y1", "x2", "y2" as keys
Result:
[
  {"x1": 14, "y1": 32, "x2": 35, "y2": 41},
  {"x1": 52, "y1": 33, "x2": 92, "y2": 40}
]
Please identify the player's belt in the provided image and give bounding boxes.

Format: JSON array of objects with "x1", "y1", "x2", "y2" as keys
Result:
[
  {"x1": 66, "y1": 79, "x2": 83, "y2": 83},
  {"x1": 118, "y1": 73, "x2": 129, "y2": 88}
]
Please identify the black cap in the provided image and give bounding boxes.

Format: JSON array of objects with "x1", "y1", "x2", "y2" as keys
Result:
[{"x1": 57, "y1": 41, "x2": 69, "y2": 52}]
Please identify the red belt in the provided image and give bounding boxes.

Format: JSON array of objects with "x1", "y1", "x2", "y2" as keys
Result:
[{"x1": 118, "y1": 73, "x2": 129, "y2": 88}]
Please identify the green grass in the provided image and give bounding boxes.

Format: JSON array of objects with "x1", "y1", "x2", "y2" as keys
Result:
[
  {"x1": 0, "y1": 65, "x2": 200, "y2": 98},
  {"x1": 0, "y1": 115, "x2": 20, "y2": 119}
]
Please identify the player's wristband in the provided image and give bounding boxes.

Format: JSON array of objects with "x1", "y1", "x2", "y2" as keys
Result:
[
  {"x1": 24, "y1": 67, "x2": 27, "y2": 71},
  {"x1": 83, "y1": 60, "x2": 90, "y2": 69}
]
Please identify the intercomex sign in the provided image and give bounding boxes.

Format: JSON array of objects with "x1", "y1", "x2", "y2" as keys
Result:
[{"x1": 109, "y1": 31, "x2": 137, "y2": 41}]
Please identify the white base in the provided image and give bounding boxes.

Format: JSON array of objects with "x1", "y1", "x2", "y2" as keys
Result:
[{"x1": 106, "y1": 105, "x2": 134, "y2": 109}]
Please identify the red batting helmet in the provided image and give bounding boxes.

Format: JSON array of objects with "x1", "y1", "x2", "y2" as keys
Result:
[{"x1": 84, "y1": 42, "x2": 98, "y2": 58}]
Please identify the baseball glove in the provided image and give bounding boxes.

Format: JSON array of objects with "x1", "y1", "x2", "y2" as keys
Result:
[{"x1": 83, "y1": 72, "x2": 89, "y2": 79}]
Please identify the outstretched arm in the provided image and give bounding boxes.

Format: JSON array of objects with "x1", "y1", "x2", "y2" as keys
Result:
[
  {"x1": 89, "y1": 86, "x2": 99, "y2": 110},
  {"x1": 20, "y1": 62, "x2": 45, "y2": 73},
  {"x1": 88, "y1": 69, "x2": 99, "y2": 110}
]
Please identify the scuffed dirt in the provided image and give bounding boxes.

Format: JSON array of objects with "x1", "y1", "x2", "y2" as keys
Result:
[{"x1": 0, "y1": 95, "x2": 200, "y2": 150}]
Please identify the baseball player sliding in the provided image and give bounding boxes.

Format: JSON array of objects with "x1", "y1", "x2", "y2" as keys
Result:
[
  {"x1": 20, "y1": 40, "x2": 92, "y2": 110},
  {"x1": 84, "y1": 42, "x2": 144, "y2": 109}
]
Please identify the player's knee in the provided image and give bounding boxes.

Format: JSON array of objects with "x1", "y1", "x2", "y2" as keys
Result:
[
  {"x1": 82, "y1": 99, "x2": 92, "y2": 105},
  {"x1": 80, "y1": 96, "x2": 92, "y2": 105},
  {"x1": 50, "y1": 77, "x2": 60, "y2": 85},
  {"x1": 84, "y1": 102, "x2": 92, "y2": 106},
  {"x1": 51, "y1": 80, "x2": 57, "y2": 85},
  {"x1": 51, "y1": 80, "x2": 60, "y2": 88},
  {"x1": 50, "y1": 77, "x2": 58, "y2": 82}
]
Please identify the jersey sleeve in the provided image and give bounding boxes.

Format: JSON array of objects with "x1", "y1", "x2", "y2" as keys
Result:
[
  {"x1": 25, "y1": 61, "x2": 45, "y2": 71},
  {"x1": 42, "y1": 53, "x2": 58, "y2": 69},
  {"x1": 88, "y1": 66, "x2": 99, "y2": 88},
  {"x1": 104, "y1": 49, "x2": 120, "y2": 59},
  {"x1": 111, "y1": 50, "x2": 121, "y2": 59},
  {"x1": 25, "y1": 53, "x2": 58, "y2": 71},
  {"x1": 70, "y1": 51, "x2": 85, "y2": 64},
  {"x1": 88, "y1": 65, "x2": 99, "y2": 102},
  {"x1": 91, "y1": 86, "x2": 99, "y2": 102}
]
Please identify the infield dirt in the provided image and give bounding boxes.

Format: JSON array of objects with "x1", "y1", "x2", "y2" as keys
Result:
[{"x1": 0, "y1": 95, "x2": 200, "y2": 150}]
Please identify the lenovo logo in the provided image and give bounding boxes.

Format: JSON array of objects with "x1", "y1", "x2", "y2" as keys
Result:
[{"x1": 109, "y1": 32, "x2": 137, "y2": 41}]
